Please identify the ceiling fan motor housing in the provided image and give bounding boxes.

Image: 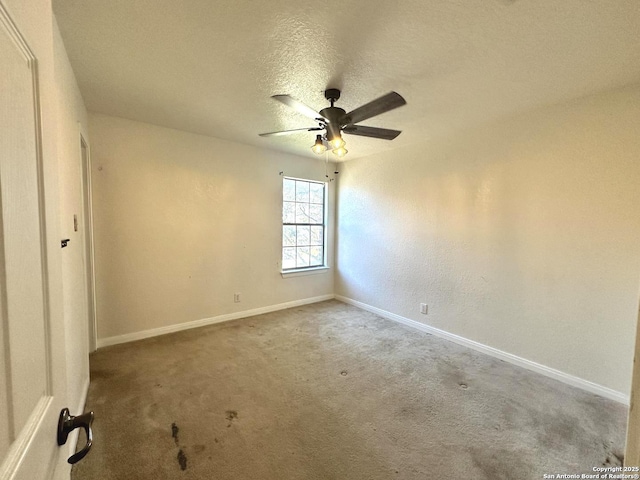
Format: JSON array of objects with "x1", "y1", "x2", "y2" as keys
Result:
[{"x1": 319, "y1": 106, "x2": 347, "y2": 141}]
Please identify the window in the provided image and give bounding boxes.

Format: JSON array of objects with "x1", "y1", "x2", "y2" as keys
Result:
[{"x1": 282, "y1": 177, "x2": 327, "y2": 271}]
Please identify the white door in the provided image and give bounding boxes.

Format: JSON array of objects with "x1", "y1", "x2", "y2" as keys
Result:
[{"x1": 0, "y1": 3, "x2": 71, "y2": 479}]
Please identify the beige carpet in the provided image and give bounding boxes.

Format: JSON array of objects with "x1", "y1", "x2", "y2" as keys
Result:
[{"x1": 72, "y1": 300, "x2": 627, "y2": 479}]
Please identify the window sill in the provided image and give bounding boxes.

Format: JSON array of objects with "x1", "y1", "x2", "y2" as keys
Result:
[{"x1": 281, "y1": 266, "x2": 330, "y2": 279}]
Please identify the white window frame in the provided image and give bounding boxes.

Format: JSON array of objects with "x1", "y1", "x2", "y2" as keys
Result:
[{"x1": 281, "y1": 176, "x2": 329, "y2": 277}]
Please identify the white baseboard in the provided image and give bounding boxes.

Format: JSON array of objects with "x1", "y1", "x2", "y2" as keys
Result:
[
  {"x1": 335, "y1": 295, "x2": 629, "y2": 405},
  {"x1": 97, "y1": 294, "x2": 335, "y2": 349}
]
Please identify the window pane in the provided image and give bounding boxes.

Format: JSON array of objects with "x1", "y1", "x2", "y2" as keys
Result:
[
  {"x1": 283, "y1": 226, "x2": 296, "y2": 247},
  {"x1": 309, "y1": 204, "x2": 323, "y2": 224},
  {"x1": 296, "y1": 247, "x2": 310, "y2": 268},
  {"x1": 283, "y1": 179, "x2": 296, "y2": 201},
  {"x1": 309, "y1": 183, "x2": 324, "y2": 204},
  {"x1": 283, "y1": 201, "x2": 295, "y2": 223},
  {"x1": 283, "y1": 247, "x2": 296, "y2": 269},
  {"x1": 297, "y1": 226, "x2": 310, "y2": 246},
  {"x1": 295, "y1": 181, "x2": 309, "y2": 202},
  {"x1": 282, "y1": 178, "x2": 326, "y2": 270},
  {"x1": 310, "y1": 226, "x2": 323, "y2": 246},
  {"x1": 310, "y1": 246, "x2": 323, "y2": 266},
  {"x1": 295, "y1": 203, "x2": 310, "y2": 223}
]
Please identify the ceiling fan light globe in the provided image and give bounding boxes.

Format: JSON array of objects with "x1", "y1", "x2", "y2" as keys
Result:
[
  {"x1": 311, "y1": 135, "x2": 327, "y2": 154},
  {"x1": 332, "y1": 146, "x2": 348, "y2": 158},
  {"x1": 312, "y1": 144, "x2": 327, "y2": 154},
  {"x1": 329, "y1": 136, "x2": 345, "y2": 149}
]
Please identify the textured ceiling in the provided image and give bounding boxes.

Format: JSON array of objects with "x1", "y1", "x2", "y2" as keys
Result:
[{"x1": 53, "y1": 0, "x2": 640, "y2": 160}]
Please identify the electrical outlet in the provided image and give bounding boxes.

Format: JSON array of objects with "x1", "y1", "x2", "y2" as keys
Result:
[
  {"x1": 420, "y1": 303, "x2": 428, "y2": 315},
  {"x1": 234, "y1": 293, "x2": 241, "y2": 303}
]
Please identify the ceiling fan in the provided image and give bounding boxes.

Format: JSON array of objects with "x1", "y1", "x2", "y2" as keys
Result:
[{"x1": 259, "y1": 88, "x2": 407, "y2": 158}]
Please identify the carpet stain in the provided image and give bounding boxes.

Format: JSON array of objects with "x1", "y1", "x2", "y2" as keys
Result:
[
  {"x1": 470, "y1": 447, "x2": 529, "y2": 480},
  {"x1": 602, "y1": 450, "x2": 624, "y2": 467},
  {"x1": 193, "y1": 444, "x2": 206, "y2": 454},
  {"x1": 171, "y1": 423, "x2": 179, "y2": 445},
  {"x1": 225, "y1": 410, "x2": 238, "y2": 427},
  {"x1": 177, "y1": 449, "x2": 187, "y2": 471}
]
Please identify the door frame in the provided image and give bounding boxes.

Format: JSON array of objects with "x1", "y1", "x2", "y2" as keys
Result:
[
  {"x1": 625, "y1": 283, "x2": 640, "y2": 466},
  {"x1": 79, "y1": 133, "x2": 97, "y2": 353}
]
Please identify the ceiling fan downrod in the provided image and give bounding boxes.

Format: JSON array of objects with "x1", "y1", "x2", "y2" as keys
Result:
[{"x1": 324, "y1": 88, "x2": 341, "y2": 108}]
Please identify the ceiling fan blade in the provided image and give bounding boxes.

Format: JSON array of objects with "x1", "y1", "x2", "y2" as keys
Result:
[
  {"x1": 259, "y1": 127, "x2": 322, "y2": 137},
  {"x1": 272, "y1": 95, "x2": 326, "y2": 121},
  {"x1": 343, "y1": 125, "x2": 402, "y2": 140},
  {"x1": 345, "y1": 92, "x2": 406, "y2": 125}
]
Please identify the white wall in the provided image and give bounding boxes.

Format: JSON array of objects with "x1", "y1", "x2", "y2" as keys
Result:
[
  {"x1": 53, "y1": 15, "x2": 91, "y2": 429},
  {"x1": 88, "y1": 113, "x2": 335, "y2": 341},
  {"x1": 336, "y1": 84, "x2": 640, "y2": 395}
]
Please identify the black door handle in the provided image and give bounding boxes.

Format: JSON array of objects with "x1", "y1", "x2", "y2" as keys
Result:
[{"x1": 57, "y1": 408, "x2": 94, "y2": 464}]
